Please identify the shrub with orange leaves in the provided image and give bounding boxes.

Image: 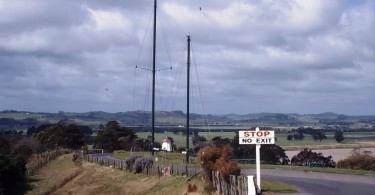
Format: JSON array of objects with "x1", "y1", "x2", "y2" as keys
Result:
[{"x1": 198, "y1": 145, "x2": 241, "y2": 187}]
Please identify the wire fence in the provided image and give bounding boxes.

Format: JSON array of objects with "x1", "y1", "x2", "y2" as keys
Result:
[
  {"x1": 82, "y1": 153, "x2": 201, "y2": 177},
  {"x1": 26, "y1": 149, "x2": 73, "y2": 177}
]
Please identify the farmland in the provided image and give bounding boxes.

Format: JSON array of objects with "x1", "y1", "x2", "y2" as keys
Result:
[
  {"x1": 1, "y1": 110, "x2": 374, "y2": 132},
  {"x1": 136, "y1": 131, "x2": 375, "y2": 150},
  {"x1": 2, "y1": 110, "x2": 374, "y2": 151}
]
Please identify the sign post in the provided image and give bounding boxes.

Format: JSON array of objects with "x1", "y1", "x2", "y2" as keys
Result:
[
  {"x1": 255, "y1": 127, "x2": 261, "y2": 193},
  {"x1": 239, "y1": 127, "x2": 275, "y2": 194}
]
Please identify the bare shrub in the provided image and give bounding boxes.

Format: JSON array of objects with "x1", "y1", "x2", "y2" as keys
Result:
[{"x1": 337, "y1": 151, "x2": 375, "y2": 170}]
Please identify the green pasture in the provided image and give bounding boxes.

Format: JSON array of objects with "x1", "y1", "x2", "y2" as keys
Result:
[
  {"x1": 71, "y1": 118, "x2": 103, "y2": 126},
  {"x1": 136, "y1": 131, "x2": 236, "y2": 148},
  {"x1": 276, "y1": 133, "x2": 375, "y2": 147},
  {"x1": 136, "y1": 132, "x2": 375, "y2": 149},
  {"x1": 0, "y1": 112, "x2": 46, "y2": 120}
]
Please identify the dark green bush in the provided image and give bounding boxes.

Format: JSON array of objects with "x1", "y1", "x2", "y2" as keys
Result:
[{"x1": 0, "y1": 155, "x2": 28, "y2": 195}]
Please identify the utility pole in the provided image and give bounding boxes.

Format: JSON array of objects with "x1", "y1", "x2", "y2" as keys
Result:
[{"x1": 186, "y1": 35, "x2": 191, "y2": 163}]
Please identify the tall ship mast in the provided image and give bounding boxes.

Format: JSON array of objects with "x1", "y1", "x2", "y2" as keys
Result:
[
  {"x1": 186, "y1": 35, "x2": 191, "y2": 163},
  {"x1": 151, "y1": 0, "x2": 157, "y2": 155}
]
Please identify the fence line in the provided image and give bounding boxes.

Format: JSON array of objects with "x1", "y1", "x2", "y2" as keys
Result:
[
  {"x1": 82, "y1": 154, "x2": 201, "y2": 177},
  {"x1": 80, "y1": 154, "x2": 254, "y2": 194},
  {"x1": 212, "y1": 171, "x2": 250, "y2": 195},
  {"x1": 26, "y1": 149, "x2": 73, "y2": 177}
]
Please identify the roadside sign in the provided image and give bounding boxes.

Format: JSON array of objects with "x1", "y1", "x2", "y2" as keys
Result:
[
  {"x1": 239, "y1": 130, "x2": 275, "y2": 144},
  {"x1": 239, "y1": 128, "x2": 275, "y2": 193}
]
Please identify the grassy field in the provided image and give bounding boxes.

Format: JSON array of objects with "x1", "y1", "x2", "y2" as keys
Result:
[
  {"x1": 136, "y1": 131, "x2": 236, "y2": 148},
  {"x1": 136, "y1": 132, "x2": 375, "y2": 149}
]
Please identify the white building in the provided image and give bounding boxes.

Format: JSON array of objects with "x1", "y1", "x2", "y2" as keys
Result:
[{"x1": 161, "y1": 137, "x2": 173, "y2": 152}]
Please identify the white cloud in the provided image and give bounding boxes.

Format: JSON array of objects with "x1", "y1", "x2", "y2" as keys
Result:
[
  {"x1": 88, "y1": 8, "x2": 132, "y2": 32},
  {"x1": 0, "y1": 0, "x2": 374, "y2": 115}
]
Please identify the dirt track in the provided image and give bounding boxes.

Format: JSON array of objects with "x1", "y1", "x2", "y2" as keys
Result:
[
  {"x1": 25, "y1": 154, "x2": 209, "y2": 195},
  {"x1": 53, "y1": 162, "x2": 161, "y2": 195},
  {"x1": 53, "y1": 161, "x2": 206, "y2": 195}
]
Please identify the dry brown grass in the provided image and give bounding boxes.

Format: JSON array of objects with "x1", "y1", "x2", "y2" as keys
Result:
[
  {"x1": 26, "y1": 154, "x2": 209, "y2": 195},
  {"x1": 54, "y1": 162, "x2": 209, "y2": 195},
  {"x1": 26, "y1": 154, "x2": 82, "y2": 195}
]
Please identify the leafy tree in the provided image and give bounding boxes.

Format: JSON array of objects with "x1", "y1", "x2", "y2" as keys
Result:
[
  {"x1": 0, "y1": 155, "x2": 28, "y2": 195},
  {"x1": 94, "y1": 121, "x2": 137, "y2": 152},
  {"x1": 334, "y1": 130, "x2": 344, "y2": 143},
  {"x1": 287, "y1": 135, "x2": 293, "y2": 141},
  {"x1": 34, "y1": 124, "x2": 64, "y2": 149},
  {"x1": 131, "y1": 138, "x2": 151, "y2": 151},
  {"x1": 17, "y1": 138, "x2": 43, "y2": 154},
  {"x1": 293, "y1": 132, "x2": 304, "y2": 141},
  {"x1": 231, "y1": 133, "x2": 289, "y2": 164},
  {"x1": 192, "y1": 135, "x2": 208, "y2": 153},
  {"x1": 78, "y1": 125, "x2": 93, "y2": 136},
  {"x1": 11, "y1": 145, "x2": 32, "y2": 161},
  {"x1": 312, "y1": 130, "x2": 327, "y2": 142},
  {"x1": 260, "y1": 145, "x2": 290, "y2": 164},
  {"x1": 63, "y1": 124, "x2": 85, "y2": 149},
  {"x1": 192, "y1": 135, "x2": 207, "y2": 145},
  {"x1": 34, "y1": 124, "x2": 84, "y2": 150},
  {"x1": 211, "y1": 136, "x2": 231, "y2": 147},
  {"x1": 26, "y1": 126, "x2": 36, "y2": 137},
  {"x1": 0, "y1": 137, "x2": 11, "y2": 155},
  {"x1": 93, "y1": 125, "x2": 116, "y2": 152},
  {"x1": 27, "y1": 124, "x2": 53, "y2": 137},
  {"x1": 291, "y1": 148, "x2": 335, "y2": 167}
]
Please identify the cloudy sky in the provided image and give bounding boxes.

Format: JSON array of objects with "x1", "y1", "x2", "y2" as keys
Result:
[{"x1": 0, "y1": 0, "x2": 374, "y2": 115}]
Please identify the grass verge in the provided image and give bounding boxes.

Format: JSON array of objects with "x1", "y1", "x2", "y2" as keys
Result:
[
  {"x1": 262, "y1": 179, "x2": 299, "y2": 193},
  {"x1": 240, "y1": 164, "x2": 375, "y2": 175}
]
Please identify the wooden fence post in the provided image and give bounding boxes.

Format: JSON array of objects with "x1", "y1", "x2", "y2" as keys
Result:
[{"x1": 247, "y1": 175, "x2": 256, "y2": 195}]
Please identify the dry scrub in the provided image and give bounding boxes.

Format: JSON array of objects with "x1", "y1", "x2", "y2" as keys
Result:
[
  {"x1": 26, "y1": 154, "x2": 208, "y2": 195},
  {"x1": 54, "y1": 162, "x2": 208, "y2": 195},
  {"x1": 26, "y1": 154, "x2": 82, "y2": 195}
]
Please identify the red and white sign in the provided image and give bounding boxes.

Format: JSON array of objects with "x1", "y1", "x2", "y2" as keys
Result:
[{"x1": 239, "y1": 130, "x2": 275, "y2": 144}]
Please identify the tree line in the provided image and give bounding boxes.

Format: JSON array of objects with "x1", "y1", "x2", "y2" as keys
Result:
[
  {"x1": 286, "y1": 127, "x2": 344, "y2": 143},
  {"x1": 0, "y1": 120, "x2": 368, "y2": 194}
]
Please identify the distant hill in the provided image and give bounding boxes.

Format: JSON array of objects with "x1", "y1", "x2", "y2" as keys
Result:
[{"x1": 0, "y1": 110, "x2": 374, "y2": 131}]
